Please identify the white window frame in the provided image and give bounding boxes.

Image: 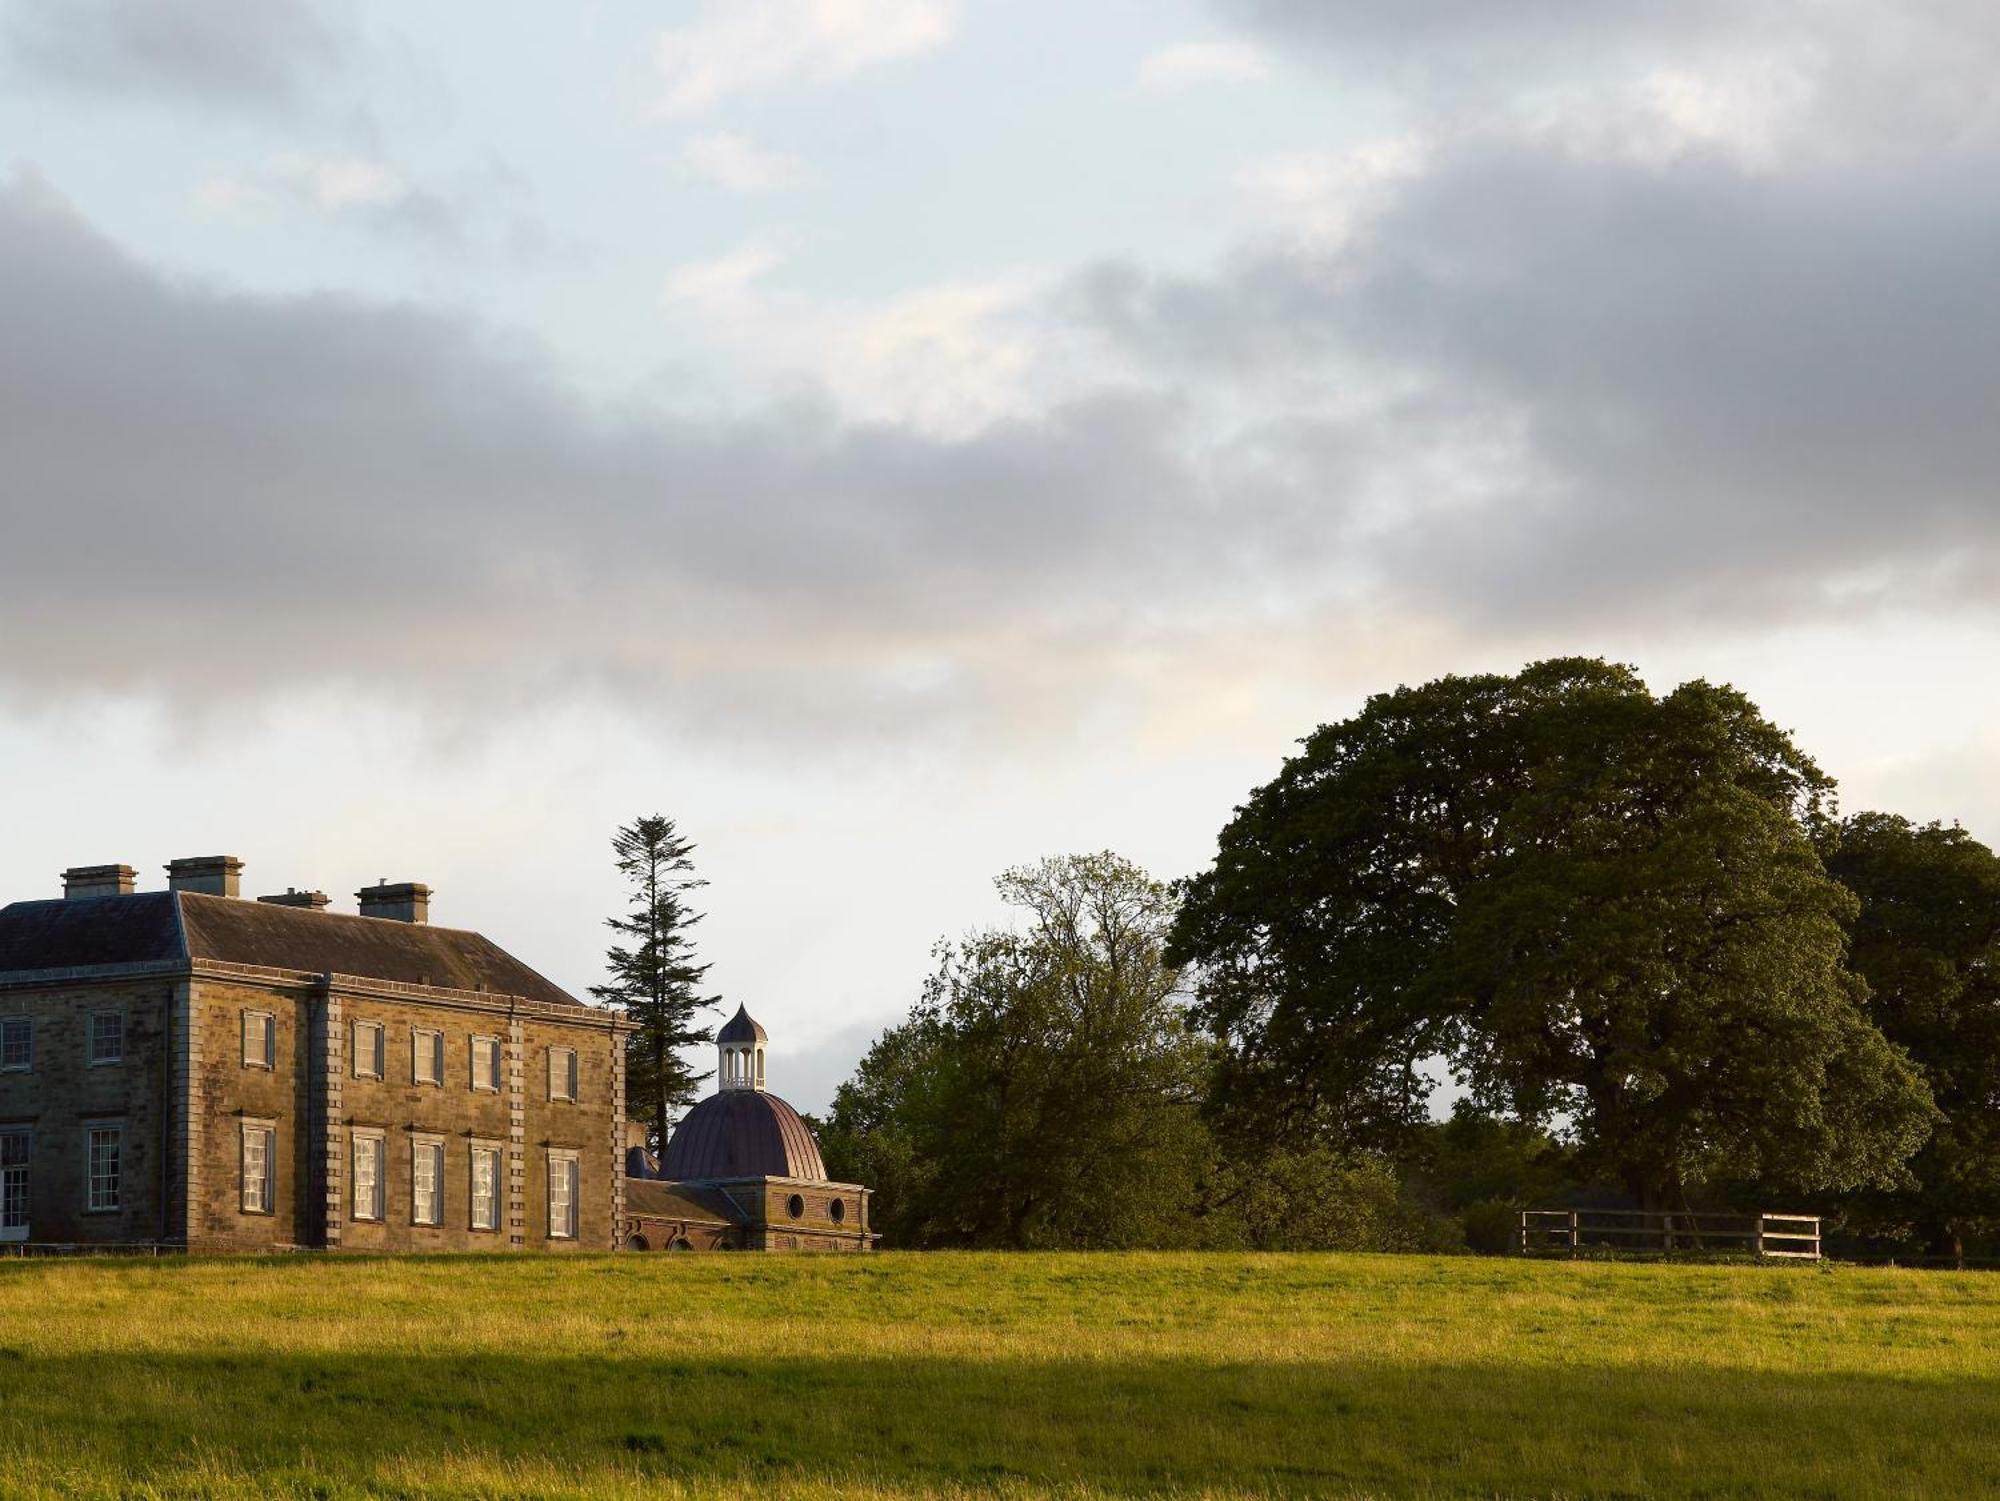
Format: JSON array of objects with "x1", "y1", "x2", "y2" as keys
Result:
[
  {"x1": 352, "y1": 1020, "x2": 385, "y2": 1081},
  {"x1": 411, "y1": 1135, "x2": 444, "y2": 1227},
  {"x1": 241, "y1": 1010, "x2": 275, "y2": 1070},
  {"x1": 546, "y1": 1150, "x2": 579, "y2": 1240},
  {"x1": 86, "y1": 1124, "x2": 122, "y2": 1212},
  {"x1": 0, "y1": 1126, "x2": 29, "y2": 1241},
  {"x1": 240, "y1": 1120, "x2": 276, "y2": 1215},
  {"x1": 548, "y1": 1046, "x2": 578, "y2": 1103},
  {"x1": 411, "y1": 1028, "x2": 444, "y2": 1087},
  {"x1": 1, "y1": 1015, "x2": 32, "y2": 1073},
  {"x1": 87, "y1": 1009, "x2": 125, "y2": 1067},
  {"x1": 470, "y1": 1035, "x2": 502, "y2": 1093},
  {"x1": 469, "y1": 1142, "x2": 500, "y2": 1232},
  {"x1": 351, "y1": 1130, "x2": 386, "y2": 1222}
]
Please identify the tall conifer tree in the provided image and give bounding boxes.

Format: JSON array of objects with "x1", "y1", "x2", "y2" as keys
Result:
[{"x1": 590, "y1": 815, "x2": 716, "y2": 1156}]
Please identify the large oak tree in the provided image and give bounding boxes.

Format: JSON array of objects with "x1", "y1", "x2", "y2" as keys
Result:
[{"x1": 1168, "y1": 658, "x2": 1934, "y2": 1208}]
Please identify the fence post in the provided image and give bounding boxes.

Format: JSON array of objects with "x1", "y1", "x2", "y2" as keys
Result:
[
  {"x1": 1568, "y1": 1209, "x2": 1579, "y2": 1257},
  {"x1": 1754, "y1": 1214, "x2": 1765, "y2": 1258}
]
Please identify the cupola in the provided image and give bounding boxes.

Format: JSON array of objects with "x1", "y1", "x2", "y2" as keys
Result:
[{"x1": 716, "y1": 1004, "x2": 767, "y2": 1092}]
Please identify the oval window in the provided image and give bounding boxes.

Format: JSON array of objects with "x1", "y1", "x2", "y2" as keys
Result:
[
  {"x1": 829, "y1": 1198, "x2": 846, "y2": 1224},
  {"x1": 787, "y1": 1193, "x2": 805, "y2": 1219}
]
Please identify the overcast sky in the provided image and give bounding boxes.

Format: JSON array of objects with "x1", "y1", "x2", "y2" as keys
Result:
[{"x1": 3, "y1": 0, "x2": 1996, "y2": 1113}]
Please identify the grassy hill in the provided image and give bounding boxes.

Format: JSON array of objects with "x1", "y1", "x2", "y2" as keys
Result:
[{"x1": 0, "y1": 1251, "x2": 1995, "y2": 1499}]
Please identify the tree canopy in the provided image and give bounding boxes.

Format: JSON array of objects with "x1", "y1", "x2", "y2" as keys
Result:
[
  {"x1": 1824, "y1": 812, "x2": 2000, "y2": 1258},
  {"x1": 1167, "y1": 658, "x2": 1936, "y2": 1208},
  {"x1": 820, "y1": 853, "x2": 1213, "y2": 1248}
]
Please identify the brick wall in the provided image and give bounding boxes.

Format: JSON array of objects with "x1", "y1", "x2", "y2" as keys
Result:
[{"x1": 754, "y1": 1179, "x2": 870, "y2": 1243}]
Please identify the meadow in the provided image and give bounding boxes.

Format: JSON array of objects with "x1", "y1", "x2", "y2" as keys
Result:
[{"x1": 0, "y1": 1251, "x2": 1995, "y2": 1500}]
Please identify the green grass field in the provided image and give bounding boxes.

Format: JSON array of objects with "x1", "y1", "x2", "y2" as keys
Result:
[{"x1": 0, "y1": 1252, "x2": 1995, "y2": 1500}]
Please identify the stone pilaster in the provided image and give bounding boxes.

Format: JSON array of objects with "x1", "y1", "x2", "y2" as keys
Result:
[
  {"x1": 317, "y1": 982, "x2": 344, "y2": 1248},
  {"x1": 169, "y1": 978, "x2": 201, "y2": 1245},
  {"x1": 608, "y1": 1025, "x2": 627, "y2": 1250},
  {"x1": 506, "y1": 1013, "x2": 526, "y2": 1248}
]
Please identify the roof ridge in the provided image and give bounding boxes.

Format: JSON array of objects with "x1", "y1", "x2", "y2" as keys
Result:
[{"x1": 173, "y1": 889, "x2": 495, "y2": 939}]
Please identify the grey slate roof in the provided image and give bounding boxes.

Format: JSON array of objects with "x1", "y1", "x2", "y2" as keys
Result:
[
  {"x1": 625, "y1": 1178, "x2": 746, "y2": 1226},
  {"x1": 0, "y1": 891, "x2": 584, "y2": 1009},
  {"x1": 0, "y1": 893, "x2": 182, "y2": 971}
]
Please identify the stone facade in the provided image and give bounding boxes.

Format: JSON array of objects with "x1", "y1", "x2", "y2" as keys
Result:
[
  {"x1": 1, "y1": 875, "x2": 872, "y2": 1256},
  {"x1": 0, "y1": 876, "x2": 632, "y2": 1253},
  {"x1": 0, "y1": 977, "x2": 175, "y2": 1245}
]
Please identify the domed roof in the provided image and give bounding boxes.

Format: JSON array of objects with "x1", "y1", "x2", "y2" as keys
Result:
[
  {"x1": 716, "y1": 1003, "x2": 767, "y2": 1045},
  {"x1": 663, "y1": 1088, "x2": 826, "y2": 1181}
]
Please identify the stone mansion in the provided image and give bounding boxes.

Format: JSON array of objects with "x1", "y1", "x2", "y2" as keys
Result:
[{"x1": 0, "y1": 857, "x2": 871, "y2": 1253}]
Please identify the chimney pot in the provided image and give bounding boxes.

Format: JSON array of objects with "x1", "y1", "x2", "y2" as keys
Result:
[
  {"x1": 62, "y1": 865, "x2": 136, "y2": 900},
  {"x1": 357, "y1": 880, "x2": 430, "y2": 925},
  {"x1": 166, "y1": 855, "x2": 244, "y2": 899},
  {"x1": 258, "y1": 889, "x2": 331, "y2": 911}
]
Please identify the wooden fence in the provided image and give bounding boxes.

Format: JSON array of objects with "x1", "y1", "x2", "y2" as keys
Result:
[{"x1": 1519, "y1": 1208, "x2": 1821, "y2": 1260}]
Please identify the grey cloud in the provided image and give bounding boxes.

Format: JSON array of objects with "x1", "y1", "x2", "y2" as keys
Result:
[
  {"x1": 1217, "y1": 0, "x2": 1995, "y2": 70},
  {"x1": 0, "y1": 171, "x2": 1331, "y2": 738},
  {"x1": 1218, "y1": 0, "x2": 1738, "y2": 60},
  {"x1": 1218, "y1": 0, "x2": 2000, "y2": 161},
  {"x1": 2, "y1": 0, "x2": 347, "y2": 115},
  {"x1": 1063, "y1": 139, "x2": 2000, "y2": 631}
]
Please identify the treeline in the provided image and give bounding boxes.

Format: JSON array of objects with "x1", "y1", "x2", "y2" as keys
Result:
[{"x1": 819, "y1": 660, "x2": 2000, "y2": 1260}]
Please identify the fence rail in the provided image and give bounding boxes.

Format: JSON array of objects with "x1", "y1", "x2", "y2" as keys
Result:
[
  {"x1": 1519, "y1": 1208, "x2": 1821, "y2": 1260},
  {"x1": 0, "y1": 1241, "x2": 181, "y2": 1259}
]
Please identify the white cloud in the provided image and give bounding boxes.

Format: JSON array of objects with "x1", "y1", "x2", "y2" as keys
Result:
[
  {"x1": 1138, "y1": 41, "x2": 1270, "y2": 89},
  {"x1": 654, "y1": 0, "x2": 954, "y2": 114},
  {"x1": 197, "y1": 153, "x2": 408, "y2": 215},
  {"x1": 822, "y1": 281, "x2": 1038, "y2": 435},
  {"x1": 1236, "y1": 137, "x2": 1426, "y2": 246},
  {"x1": 682, "y1": 132, "x2": 802, "y2": 194},
  {"x1": 663, "y1": 242, "x2": 784, "y2": 305},
  {"x1": 660, "y1": 245, "x2": 1039, "y2": 437}
]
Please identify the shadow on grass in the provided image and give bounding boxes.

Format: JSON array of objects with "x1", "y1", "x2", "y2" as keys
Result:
[{"x1": 3, "y1": 1346, "x2": 1998, "y2": 1498}]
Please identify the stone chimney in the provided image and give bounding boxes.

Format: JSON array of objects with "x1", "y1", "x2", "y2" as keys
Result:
[
  {"x1": 357, "y1": 880, "x2": 430, "y2": 925},
  {"x1": 62, "y1": 864, "x2": 136, "y2": 900},
  {"x1": 166, "y1": 855, "x2": 244, "y2": 898},
  {"x1": 258, "y1": 888, "x2": 331, "y2": 911}
]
